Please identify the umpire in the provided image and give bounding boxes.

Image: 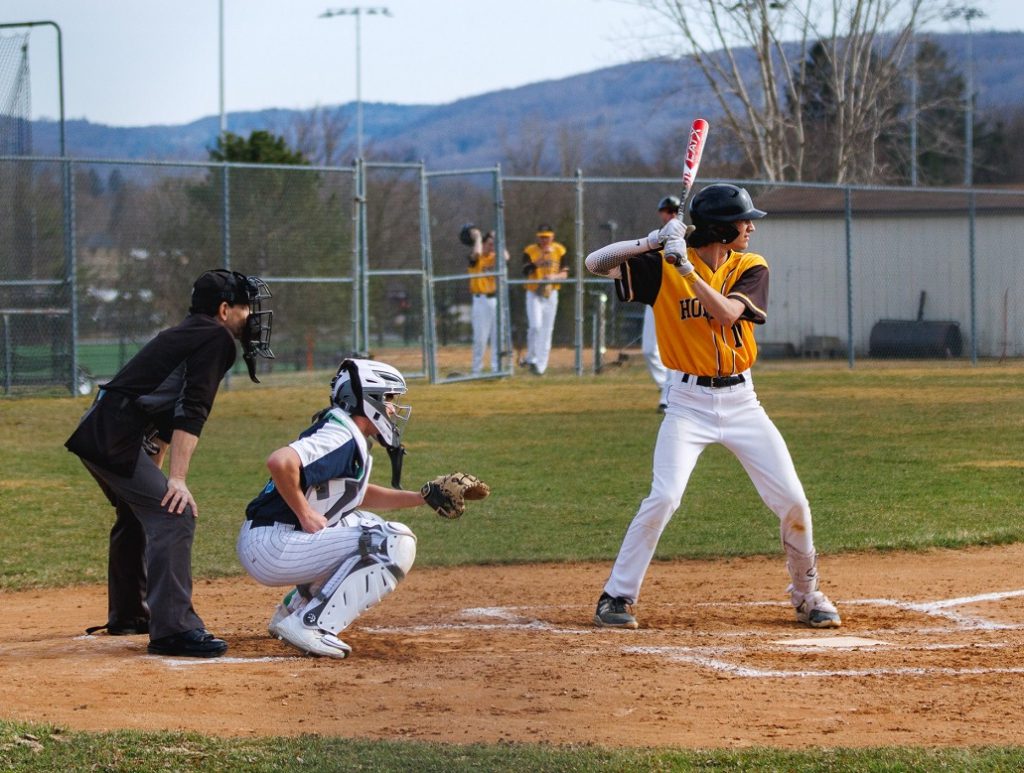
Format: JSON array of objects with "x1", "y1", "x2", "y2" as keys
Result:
[{"x1": 66, "y1": 269, "x2": 274, "y2": 657}]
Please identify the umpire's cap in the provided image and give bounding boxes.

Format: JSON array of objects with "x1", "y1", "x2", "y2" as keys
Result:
[{"x1": 190, "y1": 269, "x2": 252, "y2": 315}]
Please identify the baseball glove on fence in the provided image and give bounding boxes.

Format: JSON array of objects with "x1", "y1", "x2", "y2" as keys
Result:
[{"x1": 421, "y1": 472, "x2": 490, "y2": 520}]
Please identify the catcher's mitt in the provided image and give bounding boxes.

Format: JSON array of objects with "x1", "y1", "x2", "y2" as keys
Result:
[
  {"x1": 458, "y1": 223, "x2": 477, "y2": 246},
  {"x1": 421, "y1": 472, "x2": 490, "y2": 520}
]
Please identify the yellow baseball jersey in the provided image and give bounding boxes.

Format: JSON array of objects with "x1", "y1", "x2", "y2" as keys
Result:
[
  {"x1": 616, "y1": 248, "x2": 769, "y2": 376},
  {"x1": 522, "y1": 242, "x2": 567, "y2": 292},
  {"x1": 468, "y1": 250, "x2": 497, "y2": 295}
]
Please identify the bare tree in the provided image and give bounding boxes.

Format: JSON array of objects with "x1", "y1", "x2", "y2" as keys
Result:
[
  {"x1": 283, "y1": 105, "x2": 352, "y2": 166},
  {"x1": 633, "y1": 0, "x2": 950, "y2": 183}
]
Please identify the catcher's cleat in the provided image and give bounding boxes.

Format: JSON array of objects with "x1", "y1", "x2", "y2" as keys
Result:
[
  {"x1": 594, "y1": 592, "x2": 638, "y2": 629},
  {"x1": 267, "y1": 588, "x2": 305, "y2": 638},
  {"x1": 792, "y1": 590, "x2": 842, "y2": 629},
  {"x1": 273, "y1": 613, "x2": 351, "y2": 659}
]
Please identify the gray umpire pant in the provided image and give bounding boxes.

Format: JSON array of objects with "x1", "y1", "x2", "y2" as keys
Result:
[{"x1": 84, "y1": 448, "x2": 205, "y2": 641}]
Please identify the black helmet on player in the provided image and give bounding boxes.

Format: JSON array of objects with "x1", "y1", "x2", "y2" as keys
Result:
[
  {"x1": 189, "y1": 268, "x2": 274, "y2": 383},
  {"x1": 687, "y1": 184, "x2": 766, "y2": 247},
  {"x1": 329, "y1": 358, "x2": 410, "y2": 450},
  {"x1": 657, "y1": 195, "x2": 681, "y2": 214}
]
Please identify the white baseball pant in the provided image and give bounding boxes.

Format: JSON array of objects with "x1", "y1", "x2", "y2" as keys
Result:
[
  {"x1": 525, "y1": 289, "x2": 558, "y2": 374},
  {"x1": 603, "y1": 370, "x2": 817, "y2": 603},
  {"x1": 471, "y1": 294, "x2": 498, "y2": 374},
  {"x1": 237, "y1": 513, "x2": 385, "y2": 588}
]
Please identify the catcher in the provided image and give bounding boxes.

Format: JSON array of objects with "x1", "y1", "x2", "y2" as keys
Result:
[{"x1": 237, "y1": 358, "x2": 489, "y2": 659}]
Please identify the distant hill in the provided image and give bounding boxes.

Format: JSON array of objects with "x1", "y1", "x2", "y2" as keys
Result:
[{"x1": 26, "y1": 30, "x2": 1024, "y2": 170}]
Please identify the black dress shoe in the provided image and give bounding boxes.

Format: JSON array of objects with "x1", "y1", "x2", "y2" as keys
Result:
[{"x1": 147, "y1": 628, "x2": 228, "y2": 658}]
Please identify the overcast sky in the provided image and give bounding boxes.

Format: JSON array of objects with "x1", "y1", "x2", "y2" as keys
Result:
[{"x1": 3, "y1": 0, "x2": 1023, "y2": 127}]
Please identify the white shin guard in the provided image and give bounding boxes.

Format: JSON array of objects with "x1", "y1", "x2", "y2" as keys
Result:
[
  {"x1": 784, "y1": 545, "x2": 820, "y2": 597},
  {"x1": 302, "y1": 520, "x2": 416, "y2": 635}
]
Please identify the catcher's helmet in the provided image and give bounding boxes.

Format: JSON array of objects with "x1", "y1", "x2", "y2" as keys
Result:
[
  {"x1": 190, "y1": 269, "x2": 274, "y2": 382},
  {"x1": 688, "y1": 184, "x2": 766, "y2": 224},
  {"x1": 330, "y1": 359, "x2": 410, "y2": 450},
  {"x1": 657, "y1": 195, "x2": 681, "y2": 214},
  {"x1": 458, "y1": 223, "x2": 477, "y2": 246}
]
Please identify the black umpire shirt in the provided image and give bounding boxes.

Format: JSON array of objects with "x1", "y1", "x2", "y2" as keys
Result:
[{"x1": 66, "y1": 313, "x2": 237, "y2": 477}]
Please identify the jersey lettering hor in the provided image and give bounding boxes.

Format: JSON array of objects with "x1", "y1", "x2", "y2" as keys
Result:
[{"x1": 679, "y1": 298, "x2": 708, "y2": 321}]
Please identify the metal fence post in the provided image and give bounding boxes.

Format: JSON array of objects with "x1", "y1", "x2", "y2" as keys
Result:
[
  {"x1": 358, "y1": 159, "x2": 371, "y2": 354},
  {"x1": 65, "y1": 157, "x2": 77, "y2": 392},
  {"x1": 969, "y1": 190, "x2": 977, "y2": 364},
  {"x1": 419, "y1": 162, "x2": 437, "y2": 382},
  {"x1": 494, "y1": 164, "x2": 512, "y2": 373},
  {"x1": 844, "y1": 186, "x2": 855, "y2": 368},
  {"x1": 574, "y1": 169, "x2": 584, "y2": 376},
  {"x1": 352, "y1": 159, "x2": 364, "y2": 354}
]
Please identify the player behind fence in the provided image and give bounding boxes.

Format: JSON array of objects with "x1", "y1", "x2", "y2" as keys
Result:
[
  {"x1": 521, "y1": 223, "x2": 568, "y2": 375},
  {"x1": 237, "y1": 358, "x2": 489, "y2": 659},
  {"x1": 585, "y1": 183, "x2": 841, "y2": 630},
  {"x1": 466, "y1": 226, "x2": 509, "y2": 375},
  {"x1": 643, "y1": 195, "x2": 681, "y2": 412}
]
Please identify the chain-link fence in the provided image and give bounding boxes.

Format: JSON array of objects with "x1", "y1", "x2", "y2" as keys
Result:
[{"x1": 2, "y1": 154, "x2": 1022, "y2": 395}]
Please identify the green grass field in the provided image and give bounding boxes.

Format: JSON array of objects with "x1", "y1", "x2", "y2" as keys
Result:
[{"x1": 1, "y1": 361, "x2": 1022, "y2": 770}]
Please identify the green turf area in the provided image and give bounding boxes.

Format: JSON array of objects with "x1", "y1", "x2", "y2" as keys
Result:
[
  {"x1": 1, "y1": 363, "x2": 1022, "y2": 590},
  {"x1": 1, "y1": 721, "x2": 1022, "y2": 772}
]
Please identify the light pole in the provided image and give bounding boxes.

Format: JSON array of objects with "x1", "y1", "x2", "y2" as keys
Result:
[
  {"x1": 319, "y1": 6, "x2": 392, "y2": 160},
  {"x1": 944, "y1": 5, "x2": 985, "y2": 186},
  {"x1": 218, "y1": 0, "x2": 226, "y2": 136}
]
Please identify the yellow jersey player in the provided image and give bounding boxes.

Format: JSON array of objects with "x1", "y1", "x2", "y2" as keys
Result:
[
  {"x1": 521, "y1": 224, "x2": 568, "y2": 375},
  {"x1": 585, "y1": 183, "x2": 840, "y2": 631},
  {"x1": 467, "y1": 227, "x2": 508, "y2": 375}
]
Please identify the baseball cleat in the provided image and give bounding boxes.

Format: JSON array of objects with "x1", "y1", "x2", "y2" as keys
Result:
[
  {"x1": 267, "y1": 588, "x2": 305, "y2": 638},
  {"x1": 594, "y1": 592, "x2": 638, "y2": 629},
  {"x1": 273, "y1": 612, "x2": 352, "y2": 659},
  {"x1": 792, "y1": 590, "x2": 842, "y2": 629}
]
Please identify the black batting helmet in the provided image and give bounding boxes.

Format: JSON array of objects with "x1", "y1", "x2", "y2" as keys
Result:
[
  {"x1": 688, "y1": 184, "x2": 766, "y2": 224},
  {"x1": 687, "y1": 184, "x2": 766, "y2": 247},
  {"x1": 657, "y1": 195, "x2": 680, "y2": 214}
]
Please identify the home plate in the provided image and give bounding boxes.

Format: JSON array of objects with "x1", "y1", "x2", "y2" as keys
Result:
[{"x1": 773, "y1": 636, "x2": 887, "y2": 648}]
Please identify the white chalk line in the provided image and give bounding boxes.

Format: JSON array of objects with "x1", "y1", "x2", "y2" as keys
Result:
[
  {"x1": 622, "y1": 645, "x2": 1024, "y2": 679},
  {"x1": 157, "y1": 655, "x2": 295, "y2": 668},
  {"x1": 698, "y1": 588, "x2": 1024, "y2": 631}
]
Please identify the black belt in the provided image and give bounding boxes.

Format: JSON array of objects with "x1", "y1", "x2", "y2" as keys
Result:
[
  {"x1": 682, "y1": 373, "x2": 746, "y2": 388},
  {"x1": 473, "y1": 293, "x2": 496, "y2": 299}
]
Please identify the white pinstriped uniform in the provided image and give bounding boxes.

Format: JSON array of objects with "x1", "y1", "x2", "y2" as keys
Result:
[{"x1": 237, "y1": 408, "x2": 405, "y2": 588}]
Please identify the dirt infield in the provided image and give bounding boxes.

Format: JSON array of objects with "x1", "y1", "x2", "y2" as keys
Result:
[{"x1": 1, "y1": 544, "x2": 1022, "y2": 748}]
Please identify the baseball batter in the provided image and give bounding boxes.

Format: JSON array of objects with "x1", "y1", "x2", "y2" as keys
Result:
[
  {"x1": 585, "y1": 183, "x2": 840, "y2": 630},
  {"x1": 237, "y1": 358, "x2": 489, "y2": 658}
]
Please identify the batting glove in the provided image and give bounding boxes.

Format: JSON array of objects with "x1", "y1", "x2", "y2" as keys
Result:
[
  {"x1": 663, "y1": 237, "x2": 695, "y2": 276},
  {"x1": 658, "y1": 218, "x2": 689, "y2": 244}
]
